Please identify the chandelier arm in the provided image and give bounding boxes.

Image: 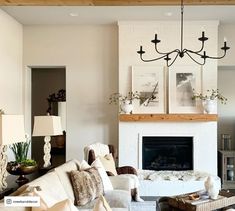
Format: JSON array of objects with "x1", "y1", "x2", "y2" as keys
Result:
[
  {"x1": 186, "y1": 49, "x2": 227, "y2": 60},
  {"x1": 184, "y1": 41, "x2": 205, "y2": 54},
  {"x1": 155, "y1": 44, "x2": 180, "y2": 55},
  {"x1": 140, "y1": 53, "x2": 171, "y2": 62},
  {"x1": 167, "y1": 53, "x2": 180, "y2": 67},
  {"x1": 203, "y1": 51, "x2": 227, "y2": 60},
  {"x1": 185, "y1": 51, "x2": 206, "y2": 65}
]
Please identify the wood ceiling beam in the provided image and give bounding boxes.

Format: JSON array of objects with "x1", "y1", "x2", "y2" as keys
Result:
[{"x1": 1, "y1": 0, "x2": 235, "y2": 6}]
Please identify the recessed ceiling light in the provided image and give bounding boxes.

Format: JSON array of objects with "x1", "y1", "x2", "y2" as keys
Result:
[
  {"x1": 69, "y1": 13, "x2": 78, "y2": 17},
  {"x1": 164, "y1": 12, "x2": 173, "y2": 17}
]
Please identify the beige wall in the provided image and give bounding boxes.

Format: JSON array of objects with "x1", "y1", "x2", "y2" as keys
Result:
[
  {"x1": 0, "y1": 10, "x2": 23, "y2": 114},
  {"x1": 0, "y1": 9, "x2": 23, "y2": 162},
  {"x1": 23, "y1": 25, "x2": 118, "y2": 161}
]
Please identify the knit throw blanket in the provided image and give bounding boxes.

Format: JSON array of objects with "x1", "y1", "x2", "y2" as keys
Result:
[
  {"x1": 84, "y1": 143, "x2": 109, "y2": 162},
  {"x1": 137, "y1": 170, "x2": 212, "y2": 182}
]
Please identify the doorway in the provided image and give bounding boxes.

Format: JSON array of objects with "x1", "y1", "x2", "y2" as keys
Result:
[{"x1": 31, "y1": 67, "x2": 66, "y2": 167}]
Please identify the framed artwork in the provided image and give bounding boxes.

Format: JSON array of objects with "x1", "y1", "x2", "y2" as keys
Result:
[
  {"x1": 132, "y1": 66, "x2": 166, "y2": 114},
  {"x1": 168, "y1": 65, "x2": 202, "y2": 113}
]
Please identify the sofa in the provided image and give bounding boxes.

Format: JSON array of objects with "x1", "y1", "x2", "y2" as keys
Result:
[{"x1": 0, "y1": 159, "x2": 132, "y2": 211}]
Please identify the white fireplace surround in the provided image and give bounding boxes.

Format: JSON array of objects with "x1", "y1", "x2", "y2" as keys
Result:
[{"x1": 119, "y1": 121, "x2": 217, "y2": 175}]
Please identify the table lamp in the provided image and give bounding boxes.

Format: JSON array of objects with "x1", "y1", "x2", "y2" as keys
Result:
[
  {"x1": 0, "y1": 114, "x2": 25, "y2": 191},
  {"x1": 32, "y1": 115, "x2": 62, "y2": 168}
]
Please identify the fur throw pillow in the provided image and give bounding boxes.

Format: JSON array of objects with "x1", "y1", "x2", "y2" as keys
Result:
[{"x1": 70, "y1": 167, "x2": 104, "y2": 206}]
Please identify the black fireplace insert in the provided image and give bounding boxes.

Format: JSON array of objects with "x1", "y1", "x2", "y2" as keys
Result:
[{"x1": 142, "y1": 136, "x2": 193, "y2": 171}]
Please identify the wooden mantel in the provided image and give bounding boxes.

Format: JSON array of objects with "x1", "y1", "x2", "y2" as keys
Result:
[{"x1": 119, "y1": 114, "x2": 218, "y2": 122}]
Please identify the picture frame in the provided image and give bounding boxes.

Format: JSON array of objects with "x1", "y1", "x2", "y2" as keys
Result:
[
  {"x1": 132, "y1": 66, "x2": 166, "y2": 114},
  {"x1": 168, "y1": 65, "x2": 202, "y2": 113}
]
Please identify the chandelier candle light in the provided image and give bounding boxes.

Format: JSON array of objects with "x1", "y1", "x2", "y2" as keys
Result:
[{"x1": 137, "y1": 0, "x2": 230, "y2": 67}]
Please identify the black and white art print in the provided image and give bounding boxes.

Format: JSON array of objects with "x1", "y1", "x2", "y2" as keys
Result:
[
  {"x1": 132, "y1": 66, "x2": 166, "y2": 114},
  {"x1": 169, "y1": 65, "x2": 202, "y2": 113}
]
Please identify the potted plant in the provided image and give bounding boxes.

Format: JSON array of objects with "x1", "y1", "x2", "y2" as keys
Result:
[
  {"x1": 109, "y1": 91, "x2": 140, "y2": 114},
  {"x1": 192, "y1": 89, "x2": 227, "y2": 114},
  {"x1": 7, "y1": 135, "x2": 37, "y2": 184}
]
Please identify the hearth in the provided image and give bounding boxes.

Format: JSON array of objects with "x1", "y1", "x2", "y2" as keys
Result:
[{"x1": 142, "y1": 136, "x2": 193, "y2": 171}]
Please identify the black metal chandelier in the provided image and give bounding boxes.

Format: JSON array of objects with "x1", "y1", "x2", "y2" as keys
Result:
[{"x1": 137, "y1": 0, "x2": 230, "y2": 67}]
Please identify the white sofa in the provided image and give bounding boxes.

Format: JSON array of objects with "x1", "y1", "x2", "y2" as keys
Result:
[{"x1": 0, "y1": 159, "x2": 131, "y2": 211}]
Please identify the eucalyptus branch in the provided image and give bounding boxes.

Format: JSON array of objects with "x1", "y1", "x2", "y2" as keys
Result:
[{"x1": 192, "y1": 89, "x2": 228, "y2": 104}]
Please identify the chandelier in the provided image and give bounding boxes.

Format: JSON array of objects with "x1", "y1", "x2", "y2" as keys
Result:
[{"x1": 137, "y1": 0, "x2": 230, "y2": 67}]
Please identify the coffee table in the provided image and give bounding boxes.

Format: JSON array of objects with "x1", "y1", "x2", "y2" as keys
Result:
[{"x1": 168, "y1": 190, "x2": 235, "y2": 211}]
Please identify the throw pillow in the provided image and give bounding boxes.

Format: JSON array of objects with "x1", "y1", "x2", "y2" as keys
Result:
[
  {"x1": 32, "y1": 198, "x2": 77, "y2": 211},
  {"x1": 91, "y1": 158, "x2": 114, "y2": 191},
  {"x1": 70, "y1": 167, "x2": 104, "y2": 206},
  {"x1": 99, "y1": 153, "x2": 117, "y2": 176},
  {"x1": 80, "y1": 159, "x2": 92, "y2": 170},
  {"x1": 93, "y1": 195, "x2": 112, "y2": 211}
]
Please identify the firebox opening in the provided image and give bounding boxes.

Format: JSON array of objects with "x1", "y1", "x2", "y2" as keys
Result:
[{"x1": 142, "y1": 136, "x2": 193, "y2": 171}]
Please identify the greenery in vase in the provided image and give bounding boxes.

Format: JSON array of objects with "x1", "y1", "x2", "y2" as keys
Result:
[
  {"x1": 192, "y1": 89, "x2": 228, "y2": 104},
  {"x1": 9, "y1": 134, "x2": 37, "y2": 166},
  {"x1": 109, "y1": 91, "x2": 140, "y2": 105}
]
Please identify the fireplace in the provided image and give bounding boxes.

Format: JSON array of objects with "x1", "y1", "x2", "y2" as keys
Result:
[{"x1": 142, "y1": 136, "x2": 193, "y2": 171}]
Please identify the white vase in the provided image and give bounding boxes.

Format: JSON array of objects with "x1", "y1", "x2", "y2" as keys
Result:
[
  {"x1": 121, "y1": 100, "x2": 133, "y2": 114},
  {"x1": 204, "y1": 176, "x2": 220, "y2": 199},
  {"x1": 203, "y1": 99, "x2": 216, "y2": 114}
]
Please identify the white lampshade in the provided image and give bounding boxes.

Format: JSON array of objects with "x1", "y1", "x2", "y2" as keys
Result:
[
  {"x1": 32, "y1": 115, "x2": 63, "y2": 137},
  {"x1": 0, "y1": 114, "x2": 26, "y2": 146}
]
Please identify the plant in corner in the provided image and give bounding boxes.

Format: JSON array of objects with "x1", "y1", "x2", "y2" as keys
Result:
[
  {"x1": 192, "y1": 89, "x2": 227, "y2": 114},
  {"x1": 7, "y1": 134, "x2": 37, "y2": 175},
  {"x1": 109, "y1": 91, "x2": 140, "y2": 114}
]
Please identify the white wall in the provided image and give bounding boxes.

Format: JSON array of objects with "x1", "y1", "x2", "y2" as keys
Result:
[
  {"x1": 0, "y1": 10, "x2": 23, "y2": 114},
  {"x1": 23, "y1": 25, "x2": 118, "y2": 161},
  {"x1": 0, "y1": 9, "x2": 23, "y2": 161}
]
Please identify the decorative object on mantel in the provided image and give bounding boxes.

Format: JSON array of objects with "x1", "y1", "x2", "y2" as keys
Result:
[
  {"x1": 109, "y1": 91, "x2": 140, "y2": 114},
  {"x1": 132, "y1": 66, "x2": 166, "y2": 114},
  {"x1": 32, "y1": 114, "x2": 63, "y2": 168},
  {"x1": 192, "y1": 89, "x2": 227, "y2": 114},
  {"x1": 137, "y1": 0, "x2": 230, "y2": 67},
  {"x1": 169, "y1": 65, "x2": 201, "y2": 114},
  {"x1": 0, "y1": 111, "x2": 26, "y2": 191}
]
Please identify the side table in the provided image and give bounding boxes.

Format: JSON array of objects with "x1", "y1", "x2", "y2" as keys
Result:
[
  {"x1": 0, "y1": 188, "x2": 14, "y2": 200},
  {"x1": 38, "y1": 165, "x2": 55, "y2": 176}
]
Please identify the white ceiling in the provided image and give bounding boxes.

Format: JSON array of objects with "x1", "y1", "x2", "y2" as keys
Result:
[{"x1": 1, "y1": 6, "x2": 235, "y2": 25}]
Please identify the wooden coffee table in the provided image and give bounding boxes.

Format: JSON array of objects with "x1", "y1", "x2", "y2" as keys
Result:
[{"x1": 168, "y1": 190, "x2": 235, "y2": 211}]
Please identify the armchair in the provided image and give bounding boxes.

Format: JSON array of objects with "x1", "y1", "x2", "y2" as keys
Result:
[
  {"x1": 84, "y1": 143, "x2": 143, "y2": 201},
  {"x1": 87, "y1": 144, "x2": 137, "y2": 176}
]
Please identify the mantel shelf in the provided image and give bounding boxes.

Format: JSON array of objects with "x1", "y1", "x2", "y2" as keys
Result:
[{"x1": 119, "y1": 114, "x2": 218, "y2": 122}]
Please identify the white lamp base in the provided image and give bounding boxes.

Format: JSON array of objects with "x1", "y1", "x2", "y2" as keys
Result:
[
  {"x1": 43, "y1": 136, "x2": 51, "y2": 168},
  {"x1": 0, "y1": 145, "x2": 8, "y2": 191}
]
